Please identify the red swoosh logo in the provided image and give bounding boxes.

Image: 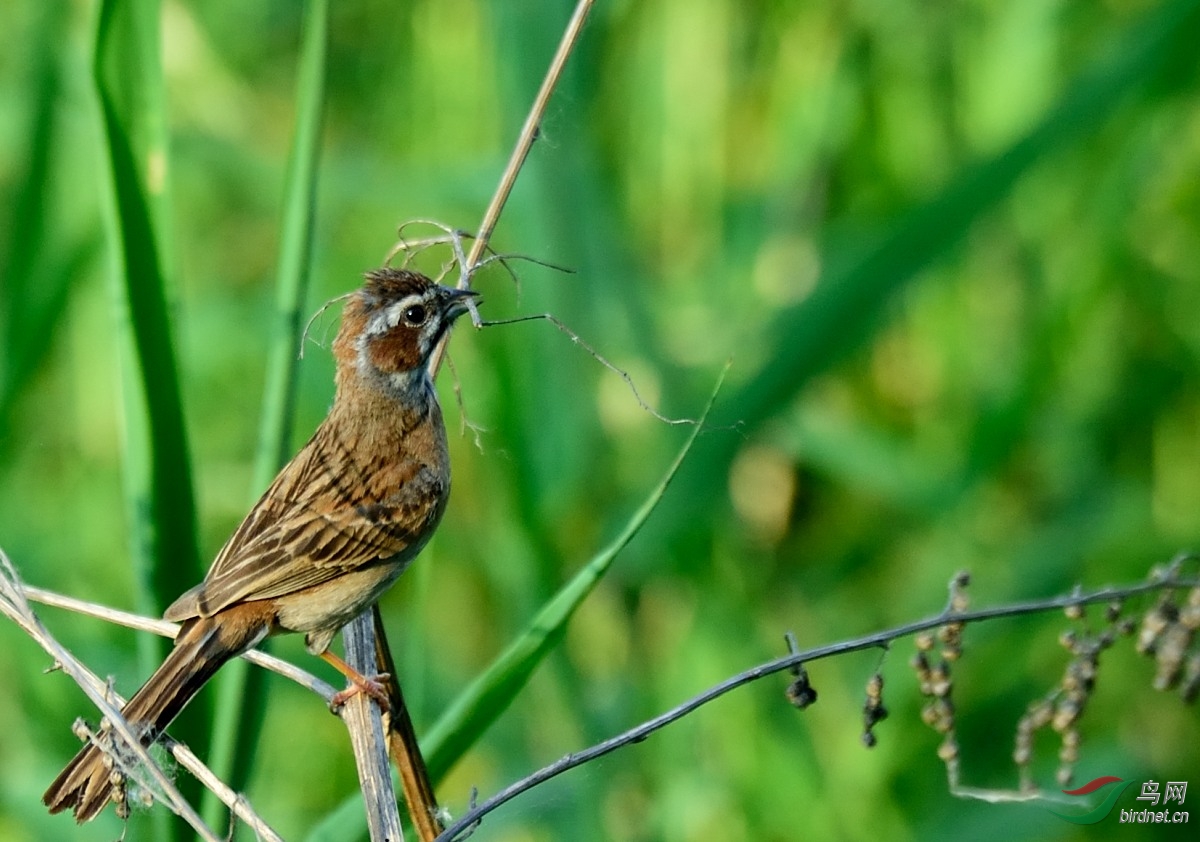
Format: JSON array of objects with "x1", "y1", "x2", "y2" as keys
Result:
[{"x1": 1063, "y1": 776, "x2": 1123, "y2": 796}]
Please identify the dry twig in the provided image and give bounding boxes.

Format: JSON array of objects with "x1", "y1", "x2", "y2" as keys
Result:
[
  {"x1": 434, "y1": 563, "x2": 1200, "y2": 841},
  {"x1": 0, "y1": 549, "x2": 283, "y2": 840},
  {"x1": 348, "y1": 2, "x2": 601, "y2": 838}
]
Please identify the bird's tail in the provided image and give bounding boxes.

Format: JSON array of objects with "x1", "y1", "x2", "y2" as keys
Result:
[{"x1": 43, "y1": 615, "x2": 262, "y2": 822}]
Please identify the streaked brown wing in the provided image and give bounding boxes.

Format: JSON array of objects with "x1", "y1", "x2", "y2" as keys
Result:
[{"x1": 165, "y1": 424, "x2": 444, "y2": 621}]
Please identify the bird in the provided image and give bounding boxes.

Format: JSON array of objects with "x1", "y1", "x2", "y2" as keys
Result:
[{"x1": 44, "y1": 267, "x2": 477, "y2": 822}]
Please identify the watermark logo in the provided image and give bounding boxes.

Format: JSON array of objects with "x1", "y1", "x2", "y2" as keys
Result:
[
  {"x1": 1052, "y1": 776, "x2": 1133, "y2": 824},
  {"x1": 1121, "y1": 780, "x2": 1189, "y2": 825},
  {"x1": 1051, "y1": 776, "x2": 1188, "y2": 825}
]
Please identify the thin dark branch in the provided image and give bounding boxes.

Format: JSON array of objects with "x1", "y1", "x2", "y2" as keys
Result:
[{"x1": 435, "y1": 569, "x2": 1200, "y2": 841}]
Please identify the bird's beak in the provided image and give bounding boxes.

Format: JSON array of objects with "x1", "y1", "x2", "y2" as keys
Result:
[{"x1": 443, "y1": 287, "x2": 481, "y2": 322}]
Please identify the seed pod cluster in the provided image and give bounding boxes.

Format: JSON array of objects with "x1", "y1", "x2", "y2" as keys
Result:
[
  {"x1": 1135, "y1": 586, "x2": 1200, "y2": 698},
  {"x1": 910, "y1": 570, "x2": 972, "y2": 785}
]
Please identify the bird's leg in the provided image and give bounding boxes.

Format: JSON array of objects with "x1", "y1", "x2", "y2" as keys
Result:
[{"x1": 321, "y1": 650, "x2": 392, "y2": 711}]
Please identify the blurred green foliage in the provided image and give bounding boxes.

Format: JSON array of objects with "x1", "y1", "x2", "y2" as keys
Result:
[{"x1": 2, "y1": 1, "x2": 1199, "y2": 841}]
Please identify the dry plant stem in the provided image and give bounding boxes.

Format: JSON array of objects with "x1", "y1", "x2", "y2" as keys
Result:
[
  {"x1": 338, "y1": 607, "x2": 435, "y2": 842},
  {"x1": 373, "y1": 607, "x2": 445, "y2": 842},
  {"x1": 159, "y1": 732, "x2": 285, "y2": 841},
  {"x1": 341, "y1": 610, "x2": 405, "y2": 842},
  {"x1": 0, "y1": 551, "x2": 282, "y2": 840},
  {"x1": 357, "y1": 1, "x2": 598, "y2": 833},
  {"x1": 460, "y1": 0, "x2": 595, "y2": 276},
  {"x1": 23, "y1": 585, "x2": 338, "y2": 703},
  {"x1": 384, "y1": 223, "x2": 468, "y2": 269},
  {"x1": 339, "y1": 607, "x2": 443, "y2": 842},
  {"x1": 434, "y1": 571, "x2": 1200, "y2": 841},
  {"x1": 20, "y1": 7, "x2": 600, "y2": 828},
  {"x1": 425, "y1": 0, "x2": 595, "y2": 376}
]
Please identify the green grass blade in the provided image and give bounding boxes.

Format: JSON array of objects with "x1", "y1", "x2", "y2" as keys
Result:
[
  {"x1": 94, "y1": 0, "x2": 201, "y2": 625},
  {"x1": 0, "y1": 3, "x2": 66, "y2": 426},
  {"x1": 203, "y1": 0, "x2": 329, "y2": 825},
  {"x1": 304, "y1": 367, "x2": 726, "y2": 842},
  {"x1": 92, "y1": 0, "x2": 203, "y2": 833},
  {"x1": 252, "y1": 0, "x2": 330, "y2": 489}
]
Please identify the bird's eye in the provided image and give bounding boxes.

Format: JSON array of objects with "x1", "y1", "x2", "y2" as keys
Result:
[{"x1": 402, "y1": 304, "x2": 427, "y2": 326}]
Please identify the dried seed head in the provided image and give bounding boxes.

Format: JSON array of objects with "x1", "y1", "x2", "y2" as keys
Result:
[
  {"x1": 1180, "y1": 653, "x2": 1200, "y2": 704},
  {"x1": 1071, "y1": 657, "x2": 1098, "y2": 690},
  {"x1": 929, "y1": 698, "x2": 956, "y2": 733},
  {"x1": 1013, "y1": 744, "x2": 1032, "y2": 766},
  {"x1": 921, "y1": 703, "x2": 941, "y2": 728},
  {"x1": 1060, "y1": 724, "x2": 1082, "y2": 766},
  {"x1": 1179, "y1": 600, "x2": 1200, "y2": 631},
  {"x1": 1153, "y1": 623, "x2": 1193, "y2": 690},
  {"x1": 866, "y1": 672, "x2": 884, "y2": 701},
  {"x1": 1137, "y1": 598, "x2": 1177, "y2": 655},
  {"x1": 929, "y1": 661, "x2": 953, "y2": 697},
  {"x1": 1105, "y1": 600, "x2": 1123, "y2": 624},
  {"x1": 947, "y1": 572, "x2": 971, "y2": 613},
  {"x1": 1052, "y1": 698, "x2": 1081, "y2": 733},
  {"x1": 786, "y1": 676, "x2": 818, "y2": 710},
  {"x1": 863, "y1": 670, "x2": 889, "y2": 740},
  {"x1": 910, "y1": 652, "x2": 932, "y2": 695},
  {"x1": 937, "y1": 737, "x2": 959, "y2": 763},
  {"x1": 1028, "y1": 700, "x2": 1054, "y2": 729},
  {"x1": 132, "y1": 787, "x2": 153, "y2": 810},
  {"x1": 938, "y1": 622, "x2": 964, "y2": 660}
]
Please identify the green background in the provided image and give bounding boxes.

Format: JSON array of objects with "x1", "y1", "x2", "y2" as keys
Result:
[{"x1": 1, "y1": 1, "x2": 1198, "y2": 840}]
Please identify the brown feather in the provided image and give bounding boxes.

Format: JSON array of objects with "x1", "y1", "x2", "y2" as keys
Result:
[{"x1": 46, "y1": 269, "x2": 468, "y2": 822}]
